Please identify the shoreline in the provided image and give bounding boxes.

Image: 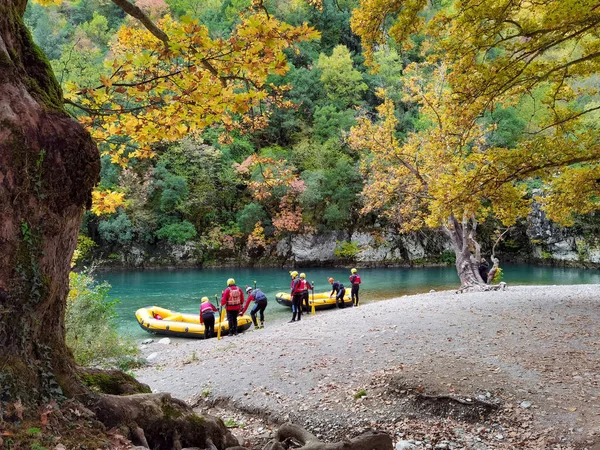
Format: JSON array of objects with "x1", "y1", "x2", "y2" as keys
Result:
[
  {"x1": 134, "y1": 284, "x2": 599, "y2": 449},
  {"x1": 88, "y1": 257, "x2": 600, "y2": 272}
]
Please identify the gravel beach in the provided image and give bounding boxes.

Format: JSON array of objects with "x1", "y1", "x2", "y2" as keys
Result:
[{"x1": 134, "y1": 285, "x2": 599, "y2": 449}]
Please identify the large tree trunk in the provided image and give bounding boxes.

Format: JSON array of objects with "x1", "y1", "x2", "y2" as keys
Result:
[
  {"x1": 443, "y1": 214, "x2": 489, "y2": 291},
  {"x1": 0, "y1": 0, "x2": 100, "y2": 406}
]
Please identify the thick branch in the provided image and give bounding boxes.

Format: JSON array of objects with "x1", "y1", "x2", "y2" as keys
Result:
[{"x1": 110, "y1": 0, "x2": 169, "y2": 44}]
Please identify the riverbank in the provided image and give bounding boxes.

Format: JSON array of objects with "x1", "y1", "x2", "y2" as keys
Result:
[{"x1": 133, "y1": 285, "x2": 599, "y2": 449}]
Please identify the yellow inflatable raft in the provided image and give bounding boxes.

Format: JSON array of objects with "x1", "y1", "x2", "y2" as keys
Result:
[
  {"x1": 275, "y1": 291, "x2": 353, "y2": 310},
  {"x1": 135, "y1": 306, "x2": 252, "y2": 338}
]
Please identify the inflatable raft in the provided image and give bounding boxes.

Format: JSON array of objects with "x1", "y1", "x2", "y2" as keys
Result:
[
  {"x1": 275, "y1": 291, "x2": 353, "y2": 310},
  {"x1": 135, "y1": 306, "x2": 252, "y2": 338}
]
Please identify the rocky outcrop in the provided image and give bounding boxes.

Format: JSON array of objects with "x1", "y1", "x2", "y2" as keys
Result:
[
  {"x1": 527, "y1": 201, "x2": 600, "y2": 264},
  {"x1": 91, "y1": 205, "x2": 600, "y2": 269}
]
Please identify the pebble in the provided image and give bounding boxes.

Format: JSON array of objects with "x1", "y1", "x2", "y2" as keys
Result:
[
  {"x1": 147, "y1": 352, "x2": 158, "y2": 361},
  {"x1": 142, "y1": 338, "x2": 154, "y2": 344},
  {"x1": 520, "y1": 401, "x2": 532, "y2": 409},
  {"x1": 396, "y1": 441, "x2": 417, "y2": 450},
  {"x1": 158, "y1": 337, "x2": 171, "y2": 345}
]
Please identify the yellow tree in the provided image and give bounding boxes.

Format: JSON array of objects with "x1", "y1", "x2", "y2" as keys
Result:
[
  {"x1": 0, "y1": 0, "x2": 317, "y2": 445},
  {"x1": 349, "y1": 0, "x2": 600, "y2": 289}
]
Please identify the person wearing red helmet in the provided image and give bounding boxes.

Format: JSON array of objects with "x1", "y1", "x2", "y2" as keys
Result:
[{"x1": 328, "y1": 277, "x2": 346, "y2": 309}]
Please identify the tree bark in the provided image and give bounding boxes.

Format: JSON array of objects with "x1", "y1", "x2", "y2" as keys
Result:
[
  {"x1": 0, "y1": 0, "x2": 100, "y2": 406},
  {"x1": 443, "y1": 214, "x2": 489, "y2": 291}
]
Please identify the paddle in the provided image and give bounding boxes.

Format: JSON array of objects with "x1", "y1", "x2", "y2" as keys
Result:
[
  {"x1": 217, "y1": 292, "x2": 224, "y2": 340},
  {"x1": 311, "y1": 280, "x2": 316, "y2": 315}
]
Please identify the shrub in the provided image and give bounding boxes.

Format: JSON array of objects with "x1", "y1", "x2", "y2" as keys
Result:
[
  {"x1": 439, "y1": 250, "x2": 456, "y2": 264},
  {"x1": 98, "y1": 211, "x2": 133, "y2": 245},
  {"x1": 156, "y1": 221, "x2": 197, "y2": 244},
  {"x1": 334, "y1": 240, "x2": 360, "y2": 258},
  {"x1": 72, "y1": 234, "x2": 97, "y2": 266},
  {"x1": 492, "y1": 266, "x2": 503, "y2": 283},
  {"x1": 66, "y1": 272, "x2": 140, "y2": 368}
]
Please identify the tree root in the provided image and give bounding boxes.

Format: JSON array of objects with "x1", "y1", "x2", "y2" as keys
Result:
[
  {"x1": 89, "y1": 392, "x2": 238, "y2": 450},
  {"x1": 456, "y1": 281, "x2": 506, "y2": 294},
  {"x1": 264, "y1": 423, "x2": 393, "y2": 450}
]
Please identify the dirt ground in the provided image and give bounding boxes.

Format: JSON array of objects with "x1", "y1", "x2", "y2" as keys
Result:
[{"x1": 134, "y1": 284, "x2": 600, "y2": 450}]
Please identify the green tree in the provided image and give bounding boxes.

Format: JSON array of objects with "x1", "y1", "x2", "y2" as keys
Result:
[{"x1": 317, "y1": 45, "x2": 367, "y2": 107}]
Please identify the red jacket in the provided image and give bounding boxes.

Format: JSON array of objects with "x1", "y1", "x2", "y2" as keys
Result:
[
  {"x1": 199, "y1": 302, "x2": 218, "y2": 324},
  {"x1": 221, "y1": 286, "x2": 244, "y2": 311},
  {"x1": 241, "y1": 293, "x2": 255, "y2": 315}
]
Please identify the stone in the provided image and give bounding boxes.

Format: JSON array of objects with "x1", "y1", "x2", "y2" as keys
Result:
[
  {"x1": 520, "y1": 401, "x2": 532, "y2": 409},
  {"x1": 142, "y1": 338, "x2": 154, "y2": 344},
  {"x1": 396, "y1": 441, "x2": 417, "y2": 450},
  {"x1": 54, "y1": 445, "x2": 67, "y2": 450},
  {"x1": 147, "y1": 352, "x2": 158, "y2": 361},
  {"x1": 158, "y1": 337, "x2": 171, "y2": 345}
]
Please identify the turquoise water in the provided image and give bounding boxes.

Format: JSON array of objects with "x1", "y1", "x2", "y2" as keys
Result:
[{"x1": 101, "y1": 264, "x2": 600, "y2": 339}]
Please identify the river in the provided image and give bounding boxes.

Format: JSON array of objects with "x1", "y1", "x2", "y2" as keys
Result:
[{"x1": 101, "y1": 264, "x2": 600, "y2": 339}]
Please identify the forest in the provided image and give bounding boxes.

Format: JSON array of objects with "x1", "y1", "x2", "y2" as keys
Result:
[{"x1": 26, "y1": 0, "x2": 600, "y2": 274}]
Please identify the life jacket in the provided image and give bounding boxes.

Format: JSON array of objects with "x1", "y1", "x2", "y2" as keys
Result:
[
  {"x1": 299, "y1": 279, "x2": 309, "y2": 292},
  {"x1": 253, "y1": 289, "x2": 267, "y2": 302},
  {"x1": 292, "y1": 279, "x2": 304, "y2": 294},
  {"x1": 350, "y1": 274, "x2": 361, "y2": 285},
  {"x1": 227, "y1": 287, "x2": 243, "y2": 307},
  {"x1": 200, "y1": 302, "x2": 215, "y2": 315}
]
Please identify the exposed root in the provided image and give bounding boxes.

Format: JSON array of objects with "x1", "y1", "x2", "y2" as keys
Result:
[
  {"x1": 456, "y1": 281, "x2": 506, "y2": 294},
  {"x1": 264, "y1": 423, "x2": 393, "y2": 450},
  {"x1": 91, "y1": 392, "x2": 239, "y2": 450}
]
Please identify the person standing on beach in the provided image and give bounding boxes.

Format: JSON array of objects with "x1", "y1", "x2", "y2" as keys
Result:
[
  {"x1": 242, "y1": 286, "x2": 268, "y2": 329},
  {"x1": 289, "y1": 271, "x2": 303, "y2": 322},
  {"x1": 349, "y1": 268, "x2": 361, "y2": 306},
  {"x1": 299, "y1": 273, "x2": 313, "y2": 313},
  {"x1": 221, "y1": 278, "x2": 244, "y2": 336},
  {"x1": 328, "y1": 277, "x2": 346, "y2": 309},
  {"x1": 199, "y1": 297, "x2": 218, "y2": 339}
]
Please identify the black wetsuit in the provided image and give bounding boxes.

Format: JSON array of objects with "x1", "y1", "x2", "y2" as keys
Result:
[
  {"x1": 290, "y1": 279, "x2": 303, "y2": 321},
  {"x1": 479, "y1": 261, "x2": 490, "y2": 284},
  {"x1": 250, "y1": 289, "x2": 268, "y2": 327},
  {"x1": 350, "y1": 274, "x2": 360, "y2": 306},
  {"x1": 330, "y1": 281, "x2": 346, "y2": 308}
]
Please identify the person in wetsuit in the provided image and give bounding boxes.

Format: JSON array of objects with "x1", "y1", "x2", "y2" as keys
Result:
[
  {"x1": 199, "y1": 296, "x2": 218, "y2": 339},
  {"x1": 328, "y1": 277, "x2": 346, "y2": 308},
  {"x1": 349, "y1": 268, "x2": 361, "y2": 307},
  {"x1": 221, "y1": 278, "x2": 244, "y2": 336},
  {"x1": 289, "y1": 270, "x2": 303, "y2": 322},
  {"x1": 479, "y1": 258, "x2": 490, "y2": 284},
  {"x1": 242, "y1": 286, "x2": 268, "y2": 329},
  {"x1": 299, "y1": 273, "x2": 313, "y2": 313}
]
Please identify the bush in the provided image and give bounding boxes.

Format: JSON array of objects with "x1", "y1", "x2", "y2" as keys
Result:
[
  {"x1": 98, "y1": 211, "x2": 133, "y2": 245},
  {"x1": 156, "y1": 221, "x2": 197, "y2": 244},
  {"x1": 334, "y1": 240, "x2": 360, "y2": 258},
  {"x1": 66, "y1": 272, "x2": 140, "y2": 368},
  {"x1": 72, "y1": 234, "x2": 97, "y2": 266},
  {"x1": 439, "y1": 250, "x2": 456, "y2": 264}
]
